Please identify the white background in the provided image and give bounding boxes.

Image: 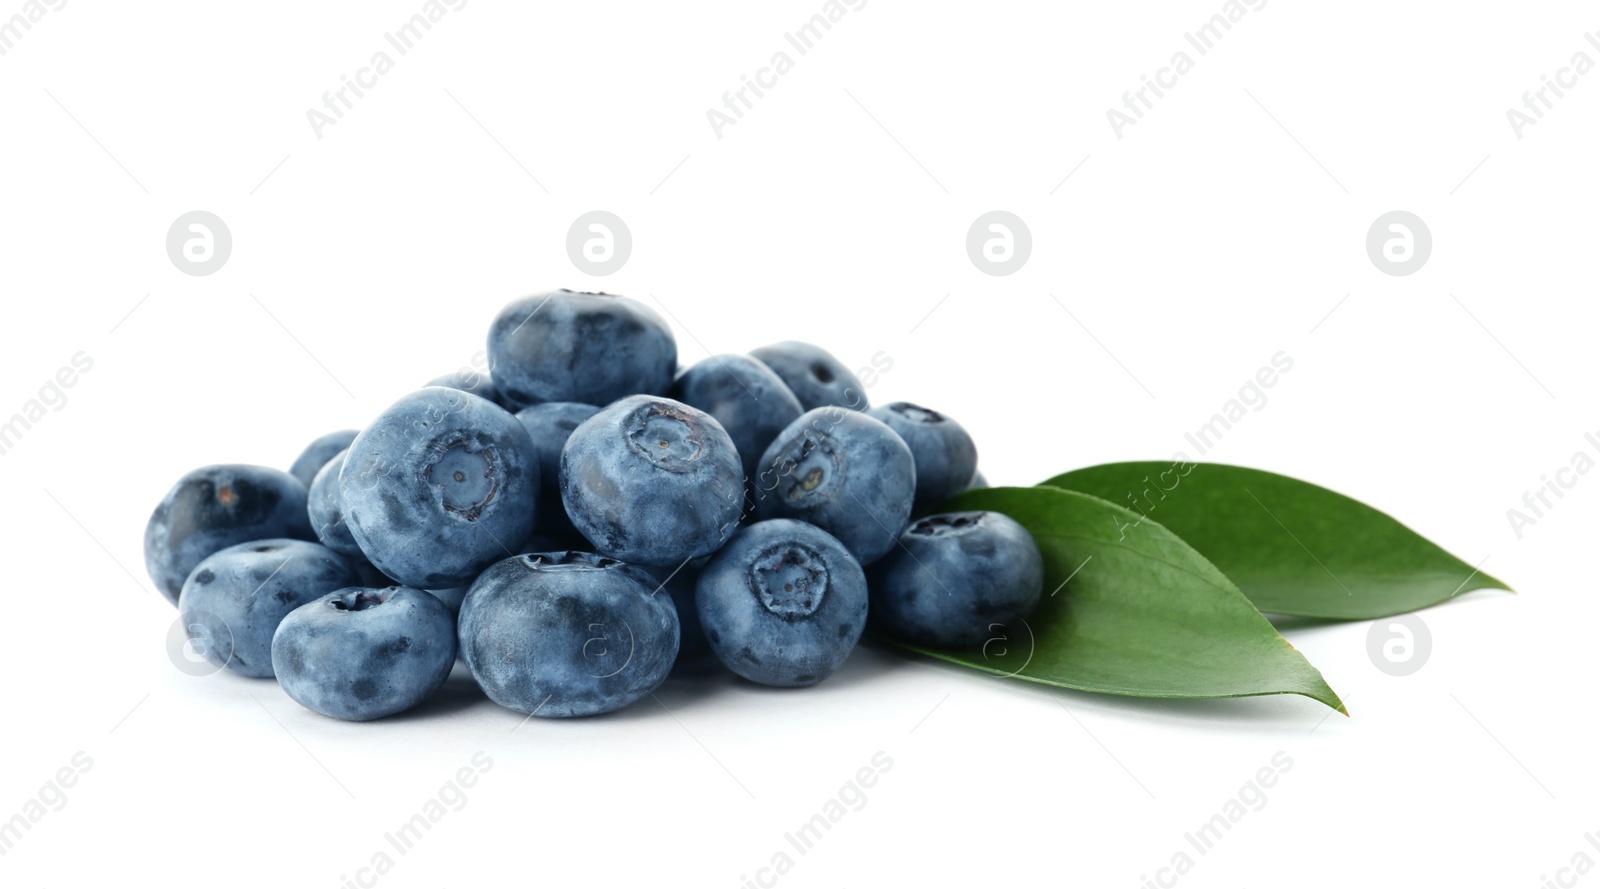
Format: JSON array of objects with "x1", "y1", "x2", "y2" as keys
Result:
[{"x1": 2, "y1": 1, "x2": 1596, "y2": 886}]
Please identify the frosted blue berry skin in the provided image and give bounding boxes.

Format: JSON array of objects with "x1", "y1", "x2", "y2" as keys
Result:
[
  {"x1": 307, "y1": 449, "x2": 362, "y2": 560},
  {"x1": 753, "y1": 408, "x2": 915, "y2": 566},
  {"x1": 487, "y1": 290, "x2": 677, "y2": 410},
  {"x1": 560, "y1": 395, "x2": 744, "y2": 567},
  {"x1": 750, "y1": 341, "x2": 869, "y2": 412},
  {"x1": 272, "y1": 586, "x2": 458, "y2": 721},
  {"x1": 145, "y1": 464, "x2": 315, "y2": 605},
  {"x1": 695, "y1": 519, "x2": 867, "y2": 688},
  {"x1": 178, "y1": 539, "x2": 360, "y2": 678},
  {"x1": 515, "y1": 402, "x2": 601, "y2": 536},
  {"x1": 669, "y1": 354, "x2": 803, "y2": 482},
  {"x1": 339, "y1": 387, "x2": 538, "y2": 589},
  {"x1": 458, "y1": 552, "x2": 679, "y2": 717},
  {"x1": 289, "y1": 430, "x2": 359, "y2": 488},
  {"x1": 868, "y1": 511, "x2": 1043, "y2": 648},
  {"x1": 425, "y1": 369, "x2": 507, "y2": 409},
  {"x1": 866, "y1": 402, "x2": 978, "y2": 515}
]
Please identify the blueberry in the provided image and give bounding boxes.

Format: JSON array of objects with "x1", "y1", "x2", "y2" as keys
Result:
[
  {"x1": 968, "y1": 470, "x2": 989, "y2": 490},
  {"x1": 145, "y1": 465, "x2": 314, "y2": 605},
  {"x1": 340, "y1": 387, "x2": 538, "y2": 588},
  {"x1": 426, "y1": 531, "x2": 598, "y2": 616},
  {"x1": 560, "y1": 395, "x2": 743, "y2": 566},
  {"x1": 487, "y1": 290, "x2": 676, "y2": 410},
  {"x1": 514, "y1": 402, "x2": 600, "y2": 535},
  {"x1": 696, "y1": 519, "x2": 867, "y2": 687},
  {"x1": 178, "y1": 539, "x2": 360, "y2": 678},
  {"x1": 307, "y1": 449, "x2": 362, "y2": 560},
  {"x1": 289, "y1": 430, "x2": 359, "y2": 488},
  {"x1": 271, "y1": 586, "x2": 457, "y2": 721},
  {"x1": 753, "y1": 408, "x2": 915, "y2": 566},
  {"x1": 458, "y1": 551, "x2": 679, "y2": 717},
  {"x1": 424, "y1": 369, "x2": 505, "y2": 408},
  {"x1": 868, "y1": 511, "x2": 1043, "y2": 648},
  {"x1": 749, "y1": 341, "x2": 870, "y2": 412},
  {"x1": 867, "y1": 402, "x2": 978, "y2": 514},
  {"x1": 670, "y1": 355, "x2": 803, "y2": 482}
]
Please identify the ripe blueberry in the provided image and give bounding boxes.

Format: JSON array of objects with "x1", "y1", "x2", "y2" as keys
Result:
[
  {"x1": 425, "y1": 369, "x2": 505, "y2": 409},
  {"x1": 561, "y1": 395, "x2": 743, "y2": 566},
  {"x1": 340, "y1": 387, "x2": 538, "y2": 588},
  {"x1": 272, "y1": 586, "x2": 458, "y2": 721},
  {"x1": 289, "y1": 429, "x2": 359, "y2": 488},
  {"x1": 754, "y1": 408, "x2": 916, "y2": 565},
  {"x1": 145, "y1": 464, "x2": 314, "y2": 605},
  {"x1": 307, "y1": 448, "x2": 362, "y2": 560},
  {"x1": 514, "y1": 401, "x2": 601, "y2": 536},
  {"x1": 867, "y1": 402, "x2": 978, "y2": 514},
  {"x1": 669, "y1": 354, "x2": 803, "y2": 482},
  {"x1": 869, "y1": 511, "x2": 1043, "y2": 648},
  {"x1": 178, "y1": 539, "x2": 359, "y2": 678},
  {"x1": 487, "y1": 290, "x2": 676, "y2": 410},
  {"x1": 750, "y1": 341, "x2": 870, "y2": 412},
  {"x1": 696, "y1": 519, "x2": 867, "y2": 687},
  {"x1": 459, "y1": 551, "x2": 679, "y2": 717}
]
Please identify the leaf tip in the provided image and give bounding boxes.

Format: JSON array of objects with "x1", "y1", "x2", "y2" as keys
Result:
[
  {"x1": 1459, "y1": 572, "x2": 1517, "y2": 598},
  {"x1": 1314, "y1": 690, "x2": 1349, "y2": 716}
]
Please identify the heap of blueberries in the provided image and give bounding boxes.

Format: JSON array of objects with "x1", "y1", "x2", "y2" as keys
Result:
[{"x1": 145, "y1": 291, "x2": 1045, "y2": 721}]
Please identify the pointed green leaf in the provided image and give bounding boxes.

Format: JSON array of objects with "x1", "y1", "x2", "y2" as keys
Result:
[
  {"x1": 1042, "y1": 462, "x2": 1511, "y2": 620},
  {"x1": 891, "y1": 486, "x2": 1345, "y2": 712}
]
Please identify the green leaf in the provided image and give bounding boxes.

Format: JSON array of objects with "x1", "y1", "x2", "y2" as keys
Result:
[
  {"x1": 1041, "y1": 462, "x2": 1511, "y2": 620},
  {"x1": 893, "y1": 486, "x2": 1345, "y2": 713}
]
